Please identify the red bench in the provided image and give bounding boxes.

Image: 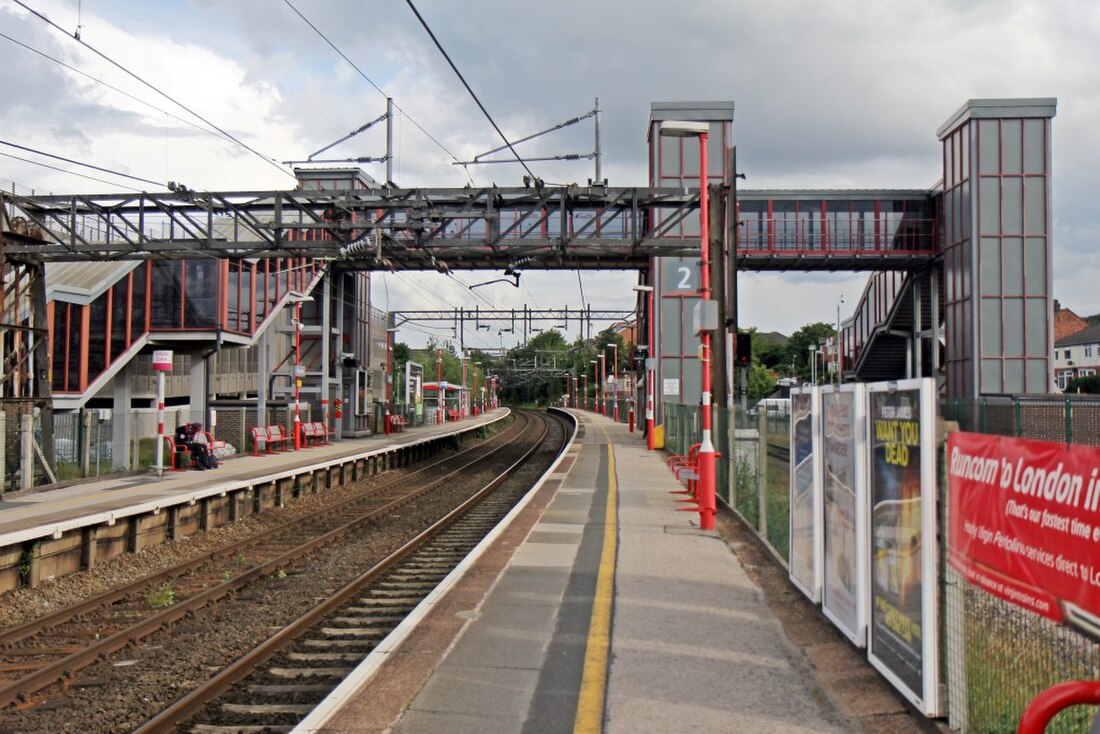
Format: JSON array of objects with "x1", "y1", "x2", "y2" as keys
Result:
[
  {"x1": 163, "y1": 435, "x2": 194, "y2": 471},
  {"x1": 388, "y1": 414, "x2": 406, "y2": 432},
  {"x1": 299, "y1": 422, "x2": 331, "y2": 446},
  {"x1": 250, "y1": 425, "x2": 291, "y2": 456},
  {"x1": 667, "y1": 443, "x2": 702, "y2": 497}
]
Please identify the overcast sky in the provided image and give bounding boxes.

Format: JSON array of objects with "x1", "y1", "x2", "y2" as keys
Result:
[{"x1": 2, "y1": 0, "x2": 1097, "y2": 351}]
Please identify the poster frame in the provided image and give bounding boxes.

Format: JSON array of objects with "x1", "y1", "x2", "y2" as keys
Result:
[
  {"x1": 789, "y1": 385, "x2": 823, "y2": 603},
  {"x1": 865, "y1": 377, "x2": 940, "y2": 717},
  {"x1": 820, "y1": 382, "x2": 869, "y2": 647}
]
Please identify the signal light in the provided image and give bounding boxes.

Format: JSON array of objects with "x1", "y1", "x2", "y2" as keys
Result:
[{"x1": 735, "y1": 332, "x2": 752, "y2": 368}]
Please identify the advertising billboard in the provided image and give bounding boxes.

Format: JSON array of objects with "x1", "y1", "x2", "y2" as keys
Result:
[
  {"x1": 866, "y1": 378, "x2": 939, "y2": 716},
  {"x1": 821, "y1": 383, "x2": 869, "y2": 646},
  {"x1": 789, "y1": 386, "x2": 822, "y2": 602},
  {"x1": 948, "y1": 432, "x2": 1100, "y2": 635}
]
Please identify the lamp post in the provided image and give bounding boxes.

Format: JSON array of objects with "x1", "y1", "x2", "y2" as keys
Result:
[
  {"x1": 808, "y1": 345, "x2": 818, "y2": 385},
  {"x1": 461, "y1": 356, "x2": 468, "y2": 418},
  {"x1": 634, "y1": 284, "x2": 656, "y2": 450},
  {"x1": 573, "y1": 373, "x2": 579, "y2": 411},
  {"x1": 605, "y1": 343, "x2": 619, "y2": 422},
  {"x1": 473, "y1": 361, "x2": 481, "y2": 416},
  {"x1": 584, "y1": 370, "x2": 590, "y2": 411},
  {"x1": 598, "y1": 352, "x2": 607, "y2": 416},
  {"x1": 436, "y1": 350, "x2": 443, "y2": 424},
  {"x1": 836, "y1": 294, "x2": 845, "y2": 385},
  {"x1": 660, "y1": 119, "x2": 716, "y2": 530},
  {"x1": 385, "y1": 327, "x2": 398, "y2": 434},
  {"x1": 590, "y1": 359, "x2": 598, "y2": 412}
]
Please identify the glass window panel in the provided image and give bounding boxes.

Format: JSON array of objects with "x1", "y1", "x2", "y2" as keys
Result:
[
  {"x1": 979, "y1": 179, "x2": 1000, "y2": 234},
  {"x1": 981, "y1": 358, "x2": 1002, "y2": 393},
  {"x1": 708, "y1": 124, "x2": 724, "y2": 180},
  {"x1": 1026, "y1": 358, "x2": 1049, "y2": 393},
  {"x1": 1002, "y1": 119, "x2": 1022, "y2": 174},
  {"x1": 681, "y1": 352, "x2": 702, "y2": 405},
  {"x1": 978, "y1": 120, "x2": 1000, "y2": 174},
  {"x1": 109, "y1": 280, "x2": 128, "y2": 363},
  {"x1": 1002, "y1": 238, "x2": 1023, "y2": 296},
  {"x1": 87, "y1": 293, "x2": 107, "y2": 382},
  {"x1": 67, "y1": 305, "x2": 81, "y2": 391},
  {"x1": 131, "y1": 263, "x2": 147, "y2": 337},
  {"x1": 184, "y1": 260, "x2": 217, "y2": 329},
  {"x1": 981, "y1": 299, "x2": 1002, "y2": 356},
  {"x1": 961, "y1": 124, "x2": 970, "y2": 180},
  {"x1": 51, "y1": 304, "x2": 67, "y2": 391},
  {"x1": 1004, "y1": 359, "x2": 1025, "y2": 393},
  {"x1": 1024, "y1": 177, "x2": 1045, "y2": 233},
  {"x1": 1004, "y1": 298, "x2": 1024, "y2": 356},
  {"x1": 681, "y1": 137, "x2": 700, "y2": 177},
  {"x1": 254, "y1": 261, "x2": 266, "y2": 322},
  {"x1": 944, "y1": 188, "x2": 955, "y2": 245},
  {"x1": 946, "y1": 134, "x2": 955, "y2": 188},
  {"x1": 960, "y1": 180, "x2": 971, "y2": 237},
  {"x1": 1024, "y1": 119, "x2": 1045, "y2": 173},
  {"x1": 240, "y1": 266, "x2": 253, "y2": 332},
  {"x1": 660, "y1": 357, "x2": 681, "y2": 398},
  {"x1": 661, "y1": 297, "x2": 683, "y2": 353},
  {"x1": 980, "y1": 238, "x2": 1001, "y2": 296},
  {"x1": 660, "y1": 134, "x2": 680, "y2": 177},
  {"x1": 150, "y1": 261, "x2": 182, "y2": 328},
  {"x1": 961, "y1": 242, "x2": 972, "y2": 300},
  {"x1": 227, "y1": 261, "x2": 239, "y2": 330},
  {"x1": 1026, "y1": 298, "x2": 1048, "y2": 357},
  {"x1": 1025, "y1": 238, "x2": 1047, "y2": 296},
  {"x1": 1003, "y1": 177, "x2": 1023, "y2": 233}
]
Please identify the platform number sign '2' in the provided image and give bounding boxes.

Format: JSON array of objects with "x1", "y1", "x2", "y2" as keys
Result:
[{"x1": 676, "y1": 266, "x2": 693, "y2": 290}]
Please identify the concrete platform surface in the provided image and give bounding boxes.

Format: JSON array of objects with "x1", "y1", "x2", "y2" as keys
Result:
[
  {"x1": 0, "y1": 409, "x2": 508, "y2": 540},
  {"x1": 305, "y1": 409, "x2": 852, "y2": 733}
]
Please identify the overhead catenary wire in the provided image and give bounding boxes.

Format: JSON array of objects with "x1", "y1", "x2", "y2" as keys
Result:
[
  {"x1": 0, "y1": 139, "x2": 164, "y2": 188},
  {"x1": 282, "y1": 0, "x2": 469, "y2": 180},
  {"x1": 402, "y1": 0, "x2": 537, "y2": 182},
  {"x1": 0, "y1": 150, "x2": 144, "y2": 192},
  {"x1": 12, "y1": 0, "x2": 296, "y2": 182},
  {"x1": 0, "y1": 30, "x2": 242, "y2": 151}
]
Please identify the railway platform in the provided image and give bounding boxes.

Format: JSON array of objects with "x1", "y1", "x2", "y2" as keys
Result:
[
  {"x1": 0, "y1": 410, "x2": 509, "y2": 592},
  {"x1": 295, "y1": 409, "x2": 860, "y2": 733}
]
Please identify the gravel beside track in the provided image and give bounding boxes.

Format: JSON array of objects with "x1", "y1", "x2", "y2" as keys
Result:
[{"x1": 0, "y1": 411, "x2": 566, "y2": 734}]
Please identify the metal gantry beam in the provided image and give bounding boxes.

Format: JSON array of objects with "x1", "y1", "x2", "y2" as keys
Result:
[
  {"x1": 2, "y1": 185, "x2": 701, "y2": 270},
  {"x1": 393, "y1": 307, "x2": 633, "y2": 328}
]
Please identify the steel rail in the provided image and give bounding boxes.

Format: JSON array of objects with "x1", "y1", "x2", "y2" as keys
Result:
[
  {"x1": 134, "y1": 410, "x2": 556, "y2": 733},
  {"x1": 0, "y1": 414, "x2": 530, "y2": 709},
  {"x1": 0, "y1": 416, "x2": 521, "y2": 649}
]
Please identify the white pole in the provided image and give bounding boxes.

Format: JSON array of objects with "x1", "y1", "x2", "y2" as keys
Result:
[{"x1": 154, "y1": 370, "x2": 166, "y2": 476}]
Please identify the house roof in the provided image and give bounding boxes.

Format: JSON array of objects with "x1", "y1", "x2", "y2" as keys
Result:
[{"x1": 1056, "y1": 323, "x2": 1100, "y2": 347}]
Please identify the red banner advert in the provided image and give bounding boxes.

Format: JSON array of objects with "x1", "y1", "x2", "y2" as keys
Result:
[{"x1": 947, "y1": 432, "x2": 1100, "y2": 623}]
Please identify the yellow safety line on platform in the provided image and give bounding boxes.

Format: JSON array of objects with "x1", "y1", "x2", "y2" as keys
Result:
[{"x1": 573, "y1": 422, "x2": 618, "y2": 734}]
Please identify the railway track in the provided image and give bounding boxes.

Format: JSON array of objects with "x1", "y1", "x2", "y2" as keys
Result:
[
  {"x1": 0, "y1": 409, "x2": 570, "y2": 733},
  {"x1": 0, "y1": 413, "x2": 523, "y2": 708},
  {"x1": 143, "y1": 409, "x2": 568, "y2": 733}
]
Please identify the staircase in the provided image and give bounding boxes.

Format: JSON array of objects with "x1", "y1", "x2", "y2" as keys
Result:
[{"x1": 842, "y1": 268, "x2": 941, "y2": 383}]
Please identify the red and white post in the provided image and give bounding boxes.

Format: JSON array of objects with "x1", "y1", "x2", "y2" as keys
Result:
[{"x1": 152, "y1": 349, "x2": 173, "y2": 476}]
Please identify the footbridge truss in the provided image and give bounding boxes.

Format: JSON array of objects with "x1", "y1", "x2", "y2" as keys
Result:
[
  {"x1": 1, "y1": 185, "x2": 941, "y2": 272},
  {"x1": 1, "y1": 185, "x2": 700, "y2": 270}
]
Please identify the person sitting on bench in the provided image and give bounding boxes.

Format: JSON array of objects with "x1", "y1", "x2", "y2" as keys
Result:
[{"x1": 175, "y1": 422, "x2": 214, "y2": 470}]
